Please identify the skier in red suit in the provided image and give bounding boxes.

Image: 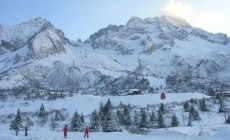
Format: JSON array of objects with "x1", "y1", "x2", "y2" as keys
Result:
[
  {"x1": 84, "y1": 126, "x2": 89, "y2": 138},
  {"x1": 63, "y1": 125, "x2": 68, "y2": 138}
]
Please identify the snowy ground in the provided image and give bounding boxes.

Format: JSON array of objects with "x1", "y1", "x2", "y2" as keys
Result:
[{"x1": 0, "y1": 92, "x2": 230, "y2": 140}]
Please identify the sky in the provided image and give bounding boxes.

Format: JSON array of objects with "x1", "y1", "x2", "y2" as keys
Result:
[{"x1": 0, "y1": 0, "x2": 230, "y2": 41}]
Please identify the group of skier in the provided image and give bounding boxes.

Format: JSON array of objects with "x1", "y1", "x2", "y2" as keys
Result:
[{"x1": 63, "y1": 125, "x2": 89, "y2": 138}]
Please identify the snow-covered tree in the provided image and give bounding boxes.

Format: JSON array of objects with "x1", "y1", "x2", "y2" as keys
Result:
[
  {"x1": 133, "y1": 110, "x2": 140, "y2": 125},
  {"x1": 170, "y1": 114, "x2": 179, "y2": 127},
  {"x1": 149, "y1": 110, "x2": 157, "y2": 128},
  {"x1": 100, "y1": 99, "x2": 112, "y2": 121},
  {"x1": 199, "y1": 99, "x2": 209, "y2": 112},
  {"x1": 187, "y1": 113, "x2": 193, "y2": 127},
  {"x1": 138, "y1": 108, "x2": 149, "y2": 129},
  {"x1": 157, "y1": 110, "x2": 165, "y2": 128},
  {"x1": 183, "y1": 101, "x2": 190, "y2": 112},
  {"x1": 226, "y1": 113, "x2": 230, "y2": 124},
  {"x1": 49, "y1": 115, "x2": 59, "y2": 131},
  {"x1": 121, "y1": 105, "x2": 132, "y2": 126},
  {"x1": 99, "y1": 99, "x2": 120, "y2": 132},
  {"x1": 99, "y1": 102, "x2": 104, "y2": 119},
  {"x1": 102, "y1": 113, "x2": 120, "y2": 132},
  {"x1": 14, "y1": 53, "x2": 21, "y2": 64},
  {"x1": 189, "y1": 105, "x2": 195, "y2": 119},
  {"x1": 116, "y1": 109, "x2": 122, "y2": 125},
  {"x1": 70, "y1": 110, "x2": 84, "y2": 132},
  {"x1": 189, "y1": 105, "x2": 201, "y2": 121},
  {"x1": 80, "y1": 113, "x2": 85, "y2": 124},
  {"x1": 218, "y1": 99, "x2": 226, "y2": 113},
  {"x1": 159, "y1": 103, "x2": 166, "y2": 114},
  {"x1": 90, "y1": 110, "x2": 102, "y2": 132},
  {"x1": 194, "y1": 110, "x2": 201, "y2": 120},
  {"x1": 219, "y1": 100, "x2": 226, "y2": 113},
  {"x1": 216, "y1": 93, "x2": 221, "y2": 100},
  {"x1": 38, "y1": 104, "x2": 48, "y2": 125},
  {"x1": 10, "y1": 109, "x2": 23, "y2": 136}
]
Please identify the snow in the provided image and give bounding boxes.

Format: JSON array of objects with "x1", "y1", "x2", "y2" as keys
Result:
[
  {"x1": 1, "y1": 128, "x2": 230, "y2": 140},
  {"x1": 1, "y1": 92, "x2": 230, "y2": 140},
  {"x1": 0, "y1": 92, "x2": 208, "y2": 117}
]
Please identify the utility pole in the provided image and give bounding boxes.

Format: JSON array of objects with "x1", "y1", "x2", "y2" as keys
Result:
[
  {"x1": 138, "y1": 55, "x2": 143, "y2": 79},
  {"x1": 71, "y1": 60, "x2": 76, "y2": 93}
]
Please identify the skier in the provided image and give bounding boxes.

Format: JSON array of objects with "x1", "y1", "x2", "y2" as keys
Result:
[
  {"x1": 63, "y1": 125, "x2": 69, "y2": 138},
  {"x1": 84, "y1": 126, "x2": 89, "y2": 138}
]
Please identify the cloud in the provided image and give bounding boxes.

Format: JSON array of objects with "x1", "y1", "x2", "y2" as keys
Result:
[
  {"x1": 161, "y1": 0, "x2": 193, "y2": 19},
  {"x1": 161, "y1": 0, "x2": 230, "y2": 36}
]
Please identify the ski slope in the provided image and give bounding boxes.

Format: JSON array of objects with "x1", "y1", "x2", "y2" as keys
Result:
[
  {"x1": 0, "y1": 92, "x2": 230, "y2": 140},
  {"x1": 0, "y1": 92, "x2": 208, "y2": 116}
]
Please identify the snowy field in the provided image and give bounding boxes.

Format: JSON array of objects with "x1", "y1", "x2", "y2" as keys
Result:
[
  {"x1": 1, "y1": 128, "x2": 230, "y2": 140},
  {"x1": 0, "y1": 92, "x2": 230, "y2": 140}
]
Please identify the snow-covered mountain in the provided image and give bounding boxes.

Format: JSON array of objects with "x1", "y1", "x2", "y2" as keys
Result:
[{"x1": 0, "y1": 16, "x2": 230, "y2": 94}]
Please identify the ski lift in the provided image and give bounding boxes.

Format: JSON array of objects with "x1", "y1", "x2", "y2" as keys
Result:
[{"x1": 160, "y1": 92, "x2": 166, "y2": 100}]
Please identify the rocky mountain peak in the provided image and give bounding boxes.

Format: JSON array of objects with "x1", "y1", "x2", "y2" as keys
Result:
[
  {"x1": 0, "y1": 17, "x2": 67, "y2": 58},
  {"x1": 17, "y1": 17, "x2": 52, "y2": 29},
  {"x1": 155, "y1": 15, "x2": 191, "y2": 28},
  {"x1": 126, "y1": 16, "x2": 145, "y2": 26}
]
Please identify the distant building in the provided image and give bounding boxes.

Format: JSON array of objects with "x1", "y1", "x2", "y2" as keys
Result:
[{"x1": 128, "y1": 89, "x2": 142, "y2": 95}]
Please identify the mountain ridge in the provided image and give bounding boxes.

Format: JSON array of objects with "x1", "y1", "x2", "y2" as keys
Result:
[{"x1": 0, "y1": 16, "x2": 230, "y2": 94}]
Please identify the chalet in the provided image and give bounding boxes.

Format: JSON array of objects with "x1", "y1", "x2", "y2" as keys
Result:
[
  {"x1": 127, "y1": 89, "x2": 142, "y2": 95},
  {"x1": 221, "y1": 92, "x2": 230, "y2": 97},
  {"x1": 215, "y1": 90, "x2": 230, "y2": 97}
]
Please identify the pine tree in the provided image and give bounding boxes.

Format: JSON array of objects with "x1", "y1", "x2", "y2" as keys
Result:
[
  {"x1": 187, "y1": 113, "x2": 193, "y2": 127},
  {"x1": 90, "y1": 110, "x2": 102, "y2": 132},
  {"x1": 183, "y1": 101, "x2": 190, "y2": 112},
  {"x1": 193, "y1": 110, "x2": 201, "y2": 120},
  {"x1": 216, "y1": 93, "x2": 221, "y2": 100},
  {"x1": 116, "y1": 109, "x2": 122, "y2": 125},
  {"x1": 80, "y1": 113, "x2": 85, "y2": 124},
  {"x1": 49, "y1": 115, "x2": 59, "y2": 131},
  {"x1": 190, "y1": 98, "x2": 195, "y2": 104},
  {"x1": 138, "y1": 108, "x2": 149, "y2": 129},
  {"x1": 99, "y1": 101, "x2": 104, "y2": 119},
  {"x1": 118, "y1": 101, "x2": 124, "y2": 108},
  {"x1": 157, "y1": 110, "x2": 165, "y2": 128},
  {"x1": 127, "y1": 103, "x2": 132, "y2": 110},
  {"x1": 10, "y1": 108, "x2": 23, "y2": 136},
  {"x1": 100, "y1": 99, "x2": 120, "y2": 132},
  {"x1": 38, "y1": 104, "x2": 48, "y2": 125},
  {"x1": 219, "y1": 103, "x2": 225, "y2": 113},
  {"x1": 101, "y1": 99, "x2": 112, "y2": 121},
  {"x1": 159, "y1": 103, "x2": 166, "y2": 114},
  {"x1": 149, "y1": 110, "x2": 157, "y2": 128},
  {"x1": 70, "y1": 110, "x2": 84, "y2": 132},
  {"x1": 199, "y1": 99, "x2": 209, "y2": 111},
  {"x1": 189, "y1": 105, "x2": 200, "y2": 121},
  {"x1": 105, "y1": 98, "x2": 112, "y2": 110},
  {"x1": 218, "y1": 99, "x2": 226, "y2": 113},
  {"x1": 170, "y1": 114, "x2": 179, "y2": 127},
  {"x1": 189, "y1": 104, "x2": 195, "y2": 120},
  {"x1": 226, "y1": 113, "x2": 230, "y2": 124},
  {"x1": 133, "y1": 110, "x2": 140, "y2": 125},
  {"x1": 121, "y1": 105, "x2": 132, "y2": 126},
  {"x1": 102, "y1": 113, "x2": 119, "y2": 132}
]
